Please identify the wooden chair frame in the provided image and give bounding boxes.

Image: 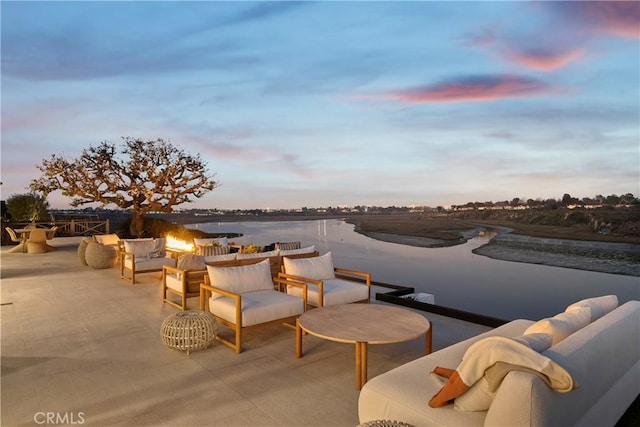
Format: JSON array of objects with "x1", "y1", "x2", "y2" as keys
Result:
[
  {"x1": 162, "y1": 266, "x2": 207, "y2": 310},
  {"x1": 120, "y1": 248, "x2": 176, "y2": 284},
  {"x1": 278, "y1": 268, "x2": 371, "y2": 308},
  {"x1": 199, "y1": 273, "x2": 307, "y2": 353}
]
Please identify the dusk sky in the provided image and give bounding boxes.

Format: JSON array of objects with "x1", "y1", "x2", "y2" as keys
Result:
[{"x1": 1, "y1": 1, "x2": 639, "y2": 210}]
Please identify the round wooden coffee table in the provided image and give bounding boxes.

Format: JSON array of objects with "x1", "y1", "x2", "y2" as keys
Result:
[{"x1": 296, "y1": 304, "x2": 431, "y2": 389}]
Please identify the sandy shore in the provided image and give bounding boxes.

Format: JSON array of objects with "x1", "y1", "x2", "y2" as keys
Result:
[{"x1": 357, "y1": 227, "x2": 640, "y2": 277}]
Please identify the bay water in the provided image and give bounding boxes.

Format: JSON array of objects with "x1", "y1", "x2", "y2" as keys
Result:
[{"x1": 187, "y1": 219, "x2": 640, "y2": 321}]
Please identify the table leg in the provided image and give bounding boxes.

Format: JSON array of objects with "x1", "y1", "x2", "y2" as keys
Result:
[
  {"x1": 355, "y1": 341, "x2": 368, "y2": 390},
  {"x1": 295, "y1": 319, "x2": 302, "y2": 358},
  {"x1": 355, "y1": 342, "x2": 361, "y2": 389},
  {"x1": 426, "y1": 325, "x2": 433, "y2": 355}
]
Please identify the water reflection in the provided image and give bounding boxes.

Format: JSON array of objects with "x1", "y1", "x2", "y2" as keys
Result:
[{"x1": 189, "y1": 219, "x2": 640, "y2": 321}]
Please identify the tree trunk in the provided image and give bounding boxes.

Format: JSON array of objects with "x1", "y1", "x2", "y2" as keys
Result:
[{"x1": 130, "y1": 211, "x2": 145, "y2": 237}]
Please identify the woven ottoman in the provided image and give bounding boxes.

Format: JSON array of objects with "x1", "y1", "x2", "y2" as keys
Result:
[
  {"x1": 77, "y1": 238, "x2": 92, "y2": 266},
  {"x1": 161, "y1": 310, "x2": 217, "y2": 354},
  {"x1": 85, "y1": 241, "x2": 117, "y2": 269}
]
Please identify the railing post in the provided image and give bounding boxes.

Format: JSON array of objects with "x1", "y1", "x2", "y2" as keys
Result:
[
  {"x1": 106, "y1": 219, "x2": 110, "y2": 234},
  {"x1": 70, "y1": 220, "x2": 75, "y2": 236}
]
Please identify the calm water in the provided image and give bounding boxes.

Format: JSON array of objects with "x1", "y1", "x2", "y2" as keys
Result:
[{"x1": 187, "y1": 219, "x2": 640, "y2": 321}]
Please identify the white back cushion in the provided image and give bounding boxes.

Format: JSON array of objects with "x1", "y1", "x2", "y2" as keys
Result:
[
  {"x1": 206, "y1": 259, "x2": 273, "y2": 300},
  {"x1": 124, "y1": 239, "x2": 159, "y2": 258},
  {"x1": 283, "y1": 251, "x2": 335, "y2": 280},
  {"x1": 524, "y1": 307, "x2": 591, "y2": 345},
  {"x1": 565, "y1": 295, "x2": 618, "y2": 321},
  {"x1": 203, "y1": 253, "x2": 236, "y2": 263}
]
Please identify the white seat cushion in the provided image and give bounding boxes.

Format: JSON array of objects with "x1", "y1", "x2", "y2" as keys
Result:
[
  {"x1": 209, "y1": 290, "x2": 304, "y2": 327},
  {"x1": 165, "y1": 273, "x2": 183, "y2": 292},
  {"x1": 288, "y1": 278, "x2": 369, "y2": 307},
  {"x1": 125, "y1": 256, "x2": 175, "y2": 272}
]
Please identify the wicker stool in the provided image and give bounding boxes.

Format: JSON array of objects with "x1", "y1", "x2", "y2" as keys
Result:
[
  {"x1": 77, "y1": 238, "x2": 91, "y2": 266},
  {"x1": 161, "y1": 310, "x2": 217, "y2": 355},
  {"x1": 357, "y1": 421, "x2": 415, "y2": 427},
  {"x1": 85, "y1": 241, "x2": 117, "y2": 269}
]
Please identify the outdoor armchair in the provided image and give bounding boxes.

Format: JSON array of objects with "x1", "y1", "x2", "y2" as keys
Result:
[
  {"x1": 120, "y1": 238, "x2": 176, "y2": 284},
  {"x1": 199, "y1": 258, "x2": 307, "y2": 353},
  {"x1": 279, "y1": 251, "x2": 371, "y2": 308},
  {"x1": 162, "y1": 253, "x2": 236, "y2": 310}
]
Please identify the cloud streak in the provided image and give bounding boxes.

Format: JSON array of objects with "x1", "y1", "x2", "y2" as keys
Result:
[
  {"x1": 555, "y1": 1, "x2": 640, "y2": 39},
  {"x1": 357, "y1": 75, "x2": 559, "y2": 104},
  {"x1": 500, "y1": 46, "x2": 586, "y2": 72}
]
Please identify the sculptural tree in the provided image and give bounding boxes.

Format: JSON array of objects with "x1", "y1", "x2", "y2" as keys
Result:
[{"x1": 30, "y1": 137, "x2": 218, "y2": 237}]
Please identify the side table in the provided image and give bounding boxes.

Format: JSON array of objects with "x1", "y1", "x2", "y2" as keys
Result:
[{"x1": 161, "y1": 310, "x2": 217, "y2": 354}]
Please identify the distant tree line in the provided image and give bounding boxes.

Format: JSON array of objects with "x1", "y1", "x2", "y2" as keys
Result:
[{"x1": 451, "y1": 193, "x2": 638, "y2": 211}]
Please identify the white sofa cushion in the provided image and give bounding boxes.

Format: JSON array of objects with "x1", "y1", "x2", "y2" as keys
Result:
[
  {"x1": 511, "y1": 333, "x2": 554, "y2": 353},
  {"x1": 236, "y1": 249, "x2": 279, "y2": 259},
  {"x1": 283, "y1": 251, "x2": 336, "y2": 280},
  {"x1": 565, "y1": 295, "x2": 618, "y2": 321},
  {"x1": 209, "y1": 289, "x2": 304, "y2": 327},
  {"x1": 523, "y1": 307, "x2": 591, "y2": 345},
  {"x1": 287, "y1": 278, "x2": 369, "y2": 307},
  {"x1": 125, "y1": 256, "x2": 175, "y2": 272},
  {"x1": 206, "y1": 259, "x2": 273, "y2": 301},
  {"x1": 279, "y1": 245, "x2": 316, "y2": 256},
  {"x1": 203, "y1": 253, "x2": 236, "y2": 263}
]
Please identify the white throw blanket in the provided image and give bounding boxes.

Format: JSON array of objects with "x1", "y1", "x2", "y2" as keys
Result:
[{"x1": 429, "y1": 336, "x2": 576, "y2": 408}]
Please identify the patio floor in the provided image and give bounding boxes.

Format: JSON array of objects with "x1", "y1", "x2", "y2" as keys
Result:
[{"x1": 1, "y1": 237, "x2": 494, "y2": 426}]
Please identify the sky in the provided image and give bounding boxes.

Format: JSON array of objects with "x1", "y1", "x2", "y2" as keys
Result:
[{"x1": 1, "y1": 1, "x2": 639, "y2": 210}]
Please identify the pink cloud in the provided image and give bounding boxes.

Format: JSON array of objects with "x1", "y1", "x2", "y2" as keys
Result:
[
  {"x1": 358, "y1": 75, "x2": 558, "y2": 104},
  {"x1": 571, "y1": 1, "x2": 640, "y2": 39},
  {"x1": 501, "y1": 47, "x2": 586, "y2": 72}
]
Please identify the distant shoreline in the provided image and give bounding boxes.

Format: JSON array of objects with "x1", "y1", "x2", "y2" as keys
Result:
[{"x1": 172, "y1": 212, "x2": 640, "y2": 276}]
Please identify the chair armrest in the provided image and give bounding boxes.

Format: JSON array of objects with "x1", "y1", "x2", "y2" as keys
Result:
[
  {"x1": 121, "y1": 250, "x2": 135, "y2": 263},
  {"x1": 277, "y1": 272, "x2": 322, "y2": 286},
  {"x1": 334, "y1": 268, "x2": 371, "y2": 285},
  {"x1": 274, "y1": 277, "x2": 308, "y2": 307},
  {"x1": 200, "y1": 275, "x2": 242, "y2": 325},
  {"x1": 163, "y1": 265, "x2": 184, "y2": 275}
]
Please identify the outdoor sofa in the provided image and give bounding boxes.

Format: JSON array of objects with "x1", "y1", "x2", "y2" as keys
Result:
[{"x1": 358, "y1": 296, "x2": 639, "y2": 427}]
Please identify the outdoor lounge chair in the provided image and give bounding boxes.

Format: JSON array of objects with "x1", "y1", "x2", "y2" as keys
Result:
[
  {"x1": 162, "y1": 253, "x2": 236, "y2": 310},
  {"x1": 120, "y1": 238, "x2": 176, "y2": 284},
  {"x1": 200, "y1": 258, "x2": 307, "y2": 353},
  {"x1": 279, "y1": 251, "x2": 371, "y2": 308},
  {"x1": 26, "y1": 229, "x2": 48, "y2": 254}
]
